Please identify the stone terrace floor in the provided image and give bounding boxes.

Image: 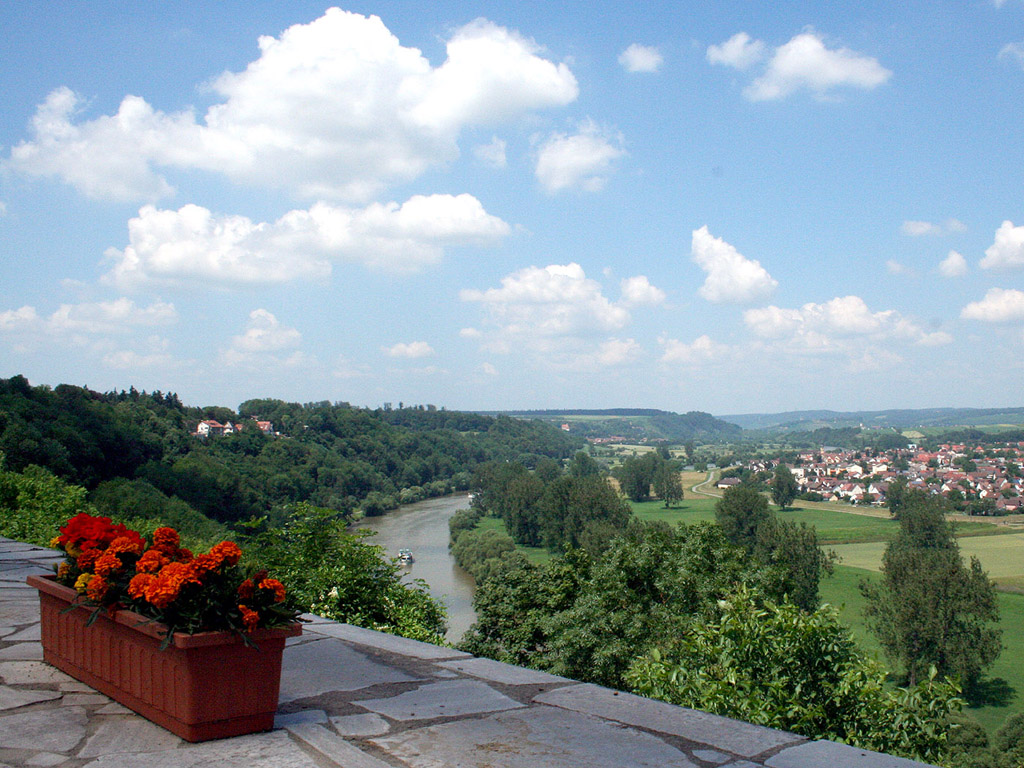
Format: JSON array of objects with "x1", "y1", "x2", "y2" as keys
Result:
[{"x1": 0, "y1": 536, "x2": 937, "y2": 768}]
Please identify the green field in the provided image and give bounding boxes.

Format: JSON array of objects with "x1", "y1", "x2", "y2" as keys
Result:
[
  {"x1": 820, "y1": 565, "x2": 1024, "y2": 734},
  {"x1": 632, "y1": 497, "x2": 998, "y2": 544},
  {"x1": 831, "y1": 531, "x2": 1024, "y2": 589}
]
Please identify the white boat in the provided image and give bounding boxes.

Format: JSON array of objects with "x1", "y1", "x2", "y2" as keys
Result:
[{"x1": 398, "y1": 548, "x2": 414, "y2": 564}]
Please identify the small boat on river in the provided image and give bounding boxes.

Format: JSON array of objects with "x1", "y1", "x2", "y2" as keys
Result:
[{"x1": 398, "y1": 548, "x2": 414, "y2": 564}]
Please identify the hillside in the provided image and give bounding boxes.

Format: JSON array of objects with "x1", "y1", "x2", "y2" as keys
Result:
[
  {"x1": 720, "y1": 406, "x2": 1024, "y2": 432},
  {"x1": 485, "y1": 408, "x2": 742, "y2": 443},
  {"x1": 0, "y1": 375, "x2": 582, "y2": 524}
]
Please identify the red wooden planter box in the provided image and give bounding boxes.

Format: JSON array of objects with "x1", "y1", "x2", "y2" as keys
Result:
[{"x1": 27, "y1": 574, "x2": 301, "y2": 742}]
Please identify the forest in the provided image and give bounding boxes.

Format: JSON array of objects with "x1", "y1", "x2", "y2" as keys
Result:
[{"x1": 0, "y1": 374, "x2": 580, "y2": 525}]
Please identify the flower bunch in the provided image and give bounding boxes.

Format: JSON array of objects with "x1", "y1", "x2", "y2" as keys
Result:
[{"x1": 52, "y1": 514, "x2": 299, "y2": 639}]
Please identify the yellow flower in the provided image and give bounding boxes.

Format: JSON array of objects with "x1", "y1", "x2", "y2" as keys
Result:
[{"x1": 74, "y1": 573, "x2": 92, "y2": 595}]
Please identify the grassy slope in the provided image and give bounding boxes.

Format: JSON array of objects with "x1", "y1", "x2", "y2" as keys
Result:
[{"x1": 820, "y1": 565, "x2": 1024, "y2": 734}]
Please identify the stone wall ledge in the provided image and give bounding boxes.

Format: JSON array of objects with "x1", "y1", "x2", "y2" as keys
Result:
[{"x1": 0, "y1": 536, "x2": 938, "y2": 768}]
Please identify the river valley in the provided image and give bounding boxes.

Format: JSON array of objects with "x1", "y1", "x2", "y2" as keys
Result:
[{"x1": 354, "y1": 494, "x2": 477, "y2": 641}]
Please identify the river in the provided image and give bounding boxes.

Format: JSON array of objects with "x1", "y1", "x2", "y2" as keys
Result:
[{"x1": 353, "y1": 494, "x2": 477, "y2": 642}]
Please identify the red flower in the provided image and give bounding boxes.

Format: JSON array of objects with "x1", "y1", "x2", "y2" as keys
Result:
[{"x1": 237, "y1": 579, "x2": 255, "y2": 600}]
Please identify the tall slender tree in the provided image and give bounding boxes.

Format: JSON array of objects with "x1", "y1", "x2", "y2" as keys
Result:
[{"x1": 861, "y1": 493, "x2": 1001, "y2": 689}]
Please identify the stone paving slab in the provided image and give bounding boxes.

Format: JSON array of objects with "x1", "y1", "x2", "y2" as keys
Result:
[
  {"x1": 278, "y1": 637, "x2": 422, "y2": 702},
  {"x1": 436, "y1": 655, "x2": 573, "y2": 685},
  {"x1": 306, "y1": 620, "x2": 471, "y2": 660},
  {"x1": 0, "y1": 601, "x2": 42, "y2": 626},
  {"x1": 373, "y1": 704, "x2": 701, "y2": 767},
  {"x1": 0, "y1": 705, "x2": 89, "y2": 752},
  {"x1": 330, "y1": 713, "x2": 391, "y2": 737},
  {"x1": 0, "y1": 660, "x2": 74, "y2": 685},
  {"x1": 765, "y1": 740, "x2": 937, "y2": 768},
  {"x1": 0, "y1": 684, "x2": 61, "y2": 711},
  {"x1": 78, "y1": 730, "x2": 321, "y2": 768},
  {"x1": 535, "y1": 683, "x2": 803, "y2": 759},
  {"x1": 0, "y1": 641, "x2": 43, "y2": 661},
  {"x1": 77, "y1": 719, "x2": 182, "y2": 758},
  {"x1": 354, "y1": 679, "x2": 524, "y2": 721},
  {"x1": 286, "y1": 723, "x2": 395, "y2": 768},
  {"x1": 4, "y1": 625, "x2": 40, "y2": 642}
]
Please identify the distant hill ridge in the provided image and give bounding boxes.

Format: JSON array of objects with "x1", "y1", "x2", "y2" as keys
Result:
[
  {"x1": 721, "y1": 406, "x2": 1024, "y2": 431},
  {"x1": 479, "y1": 408, "x2": 742, "y2": 442}
]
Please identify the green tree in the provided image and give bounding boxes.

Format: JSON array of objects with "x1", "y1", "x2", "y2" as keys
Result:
[
  {"x1": 567, "y1": 451, "x2": 601, "y2": 478},
  {"x1": 652, "y1": 462, "x2": 684, "y2": 508},
  {"x1": 537, "y1": 475, "x2": 630, "y2": 552},
  {"x1": 626, "y1": 587, "x2": 963, "y2": 765},
  {"x1": 249, "y1": 504, "x2": 447, "y2": 643},
  {"x1": 715, "y1": 484, "x2": 770, "y2": 550},
  {"x1": 753, "y1": 516, "x2": 835, "y2": 610},
  {"x1": 769, "y1": 464, "x2": 798, "y2": 509},
  {"x1": 861, "y1": 495, "x2": 1001, "y2": 690}
]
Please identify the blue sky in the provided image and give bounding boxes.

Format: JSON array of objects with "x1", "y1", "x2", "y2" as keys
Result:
[{"x1": 2, "y1": 1, "x2": 1023, "y2": 415}]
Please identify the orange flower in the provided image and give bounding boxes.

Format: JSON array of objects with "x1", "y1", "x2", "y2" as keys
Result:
[
  {"x1": 56, "y1": 562, "x2": 70, "y2": 580},
  {"x1": 153, "y1": 527, "x2": 180, "y2": 554},
  {"x1": 238, "y1": 604, "x2": 260, "y2": 632},
  {"x1": 86, "y1": 574, "x2": 109, "y2": 602},
  {"x1": 76, "y1": 547, "x2": 102, "y2": 571},
  {"x1": 176, "y1": 548, "x2": 194, "y2": 563},
  {"x1": 144, "y1": 562, "x2": 200, "y2": 609},
  {"x1": 128, "y1": 573, "x2": 156, "y2": 601},
  {"x1": 211, "y1": 541, "x2": 242, "y2": 567},
  {"x1": 190, "y1": 552, "x2": 222, "y2": 577},
  {"x1": 136, "y1": 549, "x2": 169, "y2": 574},
  {"x1": 259, "y1": 578, "x2": 287, "y2": 603},
  {"x1": 93, "y1": 551, "x2": 123, "y2": 578},
  {"x1": 108, "y1": 535, "x2": 145, "y2": 556},
  {"x1": 237, "y1": 579, "x2": 255, "y2": 600}
]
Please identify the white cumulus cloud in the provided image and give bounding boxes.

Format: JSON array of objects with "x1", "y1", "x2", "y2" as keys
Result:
[
  {"x1": 999, "y1": 42, "x2": 1024, "y2": 68},
  {"x1": 961, "y1": 288, "x2": 1024, "y2": 323},
  {"x1": 939, "y1": 250, "x2": 968, "y2": 278},
  {"x1": 620, "y1": 275, "x2": 666, "y2": 306},
  {"x1": 535, "y1": 120, "x2": 625, "y2": 193},
  {"x1": 691, "y1": 226, "x2": 777, "y2": 304},
  {"x1": 901, "y1": 218, "x2": 966, "y2": 236},
  {"x1": 712, "y1": 31, "x2": 891, "y2": 102},
  {"x1": 744, "y1": 295, "x2": 950, "y2": 349},
  {"x1": 474, "y1": 137, "x2": 507, "y2": 169},
  {"x1": 619, "y1": 44, "x2": 663, "y2": 73},
  {"x1": 980, "y1": 221, "x2": 1024, "y2": 270},
  {"x1": 659, "y1": 334, "x2": 726, "y2": 364},
  {"x1": 385, "y1": 341, "x2": 435, "y2": 358},
  {"x1": 230, "y1": 309, "x2": 302, "y2": 353},
  {"x1": 8, "y1": 11, "x2": 578, "y2": 202},
  {"x1": 104, "y1": 194, "x2": 509, "y2": 289},
  {"x1": 707, "y1": 32, "x2": 765, "y2": 71},
  {"x1": 461, "y1": 262, "x2": 634, "y2": 367}
]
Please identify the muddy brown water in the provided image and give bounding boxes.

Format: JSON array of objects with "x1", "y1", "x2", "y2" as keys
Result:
[{"x1": 353, "y1": 494, "x2": 477, "y2": 642}]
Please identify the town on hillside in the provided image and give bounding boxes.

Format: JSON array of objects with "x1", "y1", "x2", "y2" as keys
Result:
[
  {"x1": 735, "y1": 443, "x2": 1024, "y2": 514},
  {"x1": 194, "y1": 418, "x2": 274, "y2": 437}
]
